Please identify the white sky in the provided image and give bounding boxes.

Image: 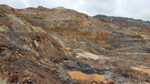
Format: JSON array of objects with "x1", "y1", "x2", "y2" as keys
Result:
[{"x1": 0, "y1": 0, "x2": 150, "y2": 20}]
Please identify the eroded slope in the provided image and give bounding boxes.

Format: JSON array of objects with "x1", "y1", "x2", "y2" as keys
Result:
[{"x1": 0, "y1": 5, "x2": 149, "y2": 84}]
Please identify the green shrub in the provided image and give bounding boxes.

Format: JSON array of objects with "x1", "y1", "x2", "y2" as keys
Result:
[{"x1": 0, "y1": 14, "x2": 2, "y2": 18}]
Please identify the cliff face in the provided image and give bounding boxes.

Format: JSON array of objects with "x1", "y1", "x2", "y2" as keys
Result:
[{"x1": 0, "y1": 5, "x2": 150, "y2": 84}]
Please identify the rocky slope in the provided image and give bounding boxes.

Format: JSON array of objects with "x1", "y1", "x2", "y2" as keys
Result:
[{"x1": 0, "y1": 5, "x2": 150, "y2": 84}]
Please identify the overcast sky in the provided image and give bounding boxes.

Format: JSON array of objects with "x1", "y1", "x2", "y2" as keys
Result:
[{"x1": 0, "y1": 0, "x2": 150, "y2": 20}]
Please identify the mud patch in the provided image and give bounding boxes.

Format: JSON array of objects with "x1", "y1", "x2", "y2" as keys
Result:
[
  {"x1": 131, "y1": 66, "x2": 150, "y2": 74},
  {"x1": 68, "y1": 71, "x2": 108, "y2": 83}
]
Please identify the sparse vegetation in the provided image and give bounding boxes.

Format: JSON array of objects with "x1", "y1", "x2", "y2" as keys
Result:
[{"x1": 0, "y1": 14, "x2": 2, "y2": 18}]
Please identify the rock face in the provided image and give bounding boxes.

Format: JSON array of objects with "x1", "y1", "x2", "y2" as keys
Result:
[{"x1": 0, "y1": 5, "x2": 150, "y2": 84}]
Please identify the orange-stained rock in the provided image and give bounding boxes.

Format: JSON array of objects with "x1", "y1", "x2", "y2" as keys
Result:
[{"x1": 0, "y1": 4, "x2": 149, "y2": 84}]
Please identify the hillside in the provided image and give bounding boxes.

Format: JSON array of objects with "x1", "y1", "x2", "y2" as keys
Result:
[
  {"x1": 94, "y1": 14, "x2": 150, "y2": 29},
  {"x1": 0, "y1": 5, "x2": 150, "y2": 84}
]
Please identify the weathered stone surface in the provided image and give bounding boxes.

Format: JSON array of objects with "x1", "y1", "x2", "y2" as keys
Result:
[{"x1": 0, "y1": 5, "x2": 149, "y2": 84}]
